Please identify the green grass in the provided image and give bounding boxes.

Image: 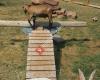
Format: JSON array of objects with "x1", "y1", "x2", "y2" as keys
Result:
[
  {"x1": 57, "y1": 1, "x2": 100, "y2": 80},
  {"x1": 0, "y1": 27, "x2": 28, "y2": 80},
  {"x1": 0, "y1": 0, "x2": 30, "y2": 6},
  {"x1": 70, "y1": 0, "x2": 100, "y2": 6},
  {"x1": 84, "y1": 0, "x2": 100, "y2": 6},
  {"x1": 72, "y1": 54, "x2": 100, "y2": 80},
  {"x1": 91, "y1": 0, "x2": 100, "y2": 6},
  {"x1": 0, "y1": 0, "x2": 30, "y2": 20}
]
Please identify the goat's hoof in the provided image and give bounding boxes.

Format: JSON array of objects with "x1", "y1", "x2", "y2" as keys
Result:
[
  {"x1": 31, "y1": 26, "x2": 36, "y2": 30},
  {"x1": 32, "y1": 27, "x2": 35, "y2": 30},
  {"x1": 47, "y1": 27, "x2": 50, "y2": 30}
]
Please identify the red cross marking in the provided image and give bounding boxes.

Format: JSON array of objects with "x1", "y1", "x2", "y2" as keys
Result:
[{"x1": 35, "y1": 46, "x2": 45, "y2": 55}]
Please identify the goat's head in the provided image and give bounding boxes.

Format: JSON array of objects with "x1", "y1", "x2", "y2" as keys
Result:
[{"x1": 22, "y1": 4, "x2": 30, "y2": 14}]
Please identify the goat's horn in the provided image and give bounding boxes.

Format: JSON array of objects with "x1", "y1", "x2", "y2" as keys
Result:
[
  {"x1": 89, "y1": 70, "x2": 96, "y2": 80},
  {"x1": 78, "y1": 69, "x2": 86, "y2": 80}
]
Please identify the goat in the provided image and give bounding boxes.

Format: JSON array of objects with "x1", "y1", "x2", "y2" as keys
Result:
[
  {"x1": 23, "y1": 4, "x2": 53, "y2": 29},
  {"x1": 65, "y1": 11, "x2": 78, "y2": 19}
]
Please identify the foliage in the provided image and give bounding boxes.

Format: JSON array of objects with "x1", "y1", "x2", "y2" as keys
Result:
[{"x1": 0, "y1": 27, "x2": 28, "y2": 80}]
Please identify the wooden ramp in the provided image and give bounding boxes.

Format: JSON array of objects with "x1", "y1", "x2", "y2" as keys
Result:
[{"x1": 26, "y1": 27, "x2": 56, "y2": 80}]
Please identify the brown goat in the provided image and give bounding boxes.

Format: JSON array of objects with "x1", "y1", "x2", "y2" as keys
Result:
[{"x1": 23, "y1": 4, "x2": 53, "y2": 29}]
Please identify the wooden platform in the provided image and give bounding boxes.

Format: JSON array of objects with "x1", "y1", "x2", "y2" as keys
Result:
[{"x1": 26, "y1": 27, "x2": 56, "y2": 80}]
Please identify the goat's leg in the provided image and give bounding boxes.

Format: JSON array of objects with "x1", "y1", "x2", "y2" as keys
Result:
[
  {"x1": 28, "y1": 15, "x2": 33, "y2": 28},
  {"x1": 48, "y1": 13, "x2": 53, "y2": 29},
  {"x1": 28, "y1": 19, "x2": 32, "y2": 27},
  {"x1": 32, "y1": 16, "x2": 36, "y2": 30}
]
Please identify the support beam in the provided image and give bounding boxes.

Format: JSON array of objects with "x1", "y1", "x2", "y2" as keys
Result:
[
  {"x1": 0, "y1": 20, "x2": 87, "y2": 27},
  {"x1": 55, "y1": 21, "x2": 87, "y2": 27},
  {"x1": 0, "y1": 20, "x2": 29, "y2": 27}
]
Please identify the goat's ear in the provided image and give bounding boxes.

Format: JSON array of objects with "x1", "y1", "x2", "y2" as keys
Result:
[
  {"x1": 78, "y1": 69, "x2": 86, "y2": 80},
  {"x1": 89, "y1": 70, "x2": 96, "y2": 80},
  {"x1": 22, "y1": 3, "x2": 26, "y2": 8}
]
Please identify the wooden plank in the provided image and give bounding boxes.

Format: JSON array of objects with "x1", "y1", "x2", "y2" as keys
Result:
[
  {"x1": 57, "y1": 21, "x2": 87, "y2": 27},
  {"x1": 49, "y1": 78, "x2": 56, "y2": 80},
  {"x1": 29, "y1": 37, "x2": 52, "y2": 40},
  {"x1": 27, "y1": 52, "x2": 54, "y2": 56},
  {"x1": 29, "y1": 33, "x2": 52, "y2": 37},
  {"x1": 28, "y1": 43, "x2": 53, "y2": 48},
  {"x1": 26, "y1": 71, "x2": 56, "y2": 78},
  {"x1": 29, "y1": 40, "x2": 53, "y2": 44},
  {"x1": 89, "y1": 4, "x2": 100, "y2": 9},
  {"x1": 27, "y1": 56, "x2": 55, "y2": 61},
  {"x1": 28, "y1": 48, "x2": 54, "y2": 52},
  {"x1": 26, "y1": 29, "x2": 56, "y2": 80},
  {"x1": 0, "y1": 20, "x2": 87, "y2": 27},
  {"x1": 27, "y1": 61, "x2": 55, "y2": 66},
  {"x1": 27, "y1": 65, "x2": 56, "y2": 71},
  {"x1": 31, "y1": 30, "x2": 50, "y2": 34},
  {"x1": 0, "y1": 20, "x2": 29, "y2": 27}
]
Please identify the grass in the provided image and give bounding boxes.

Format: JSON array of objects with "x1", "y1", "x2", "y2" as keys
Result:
[
  {"x1": 0, "y1": 0, "x2": 30, "y2": 20},
  {"x1": 0, "y1": 0, "x2": 100, "y2": 80},
  {"x1": 88, "y1": 0, "x2": 100, "y2": 6},
  {"x1": 0, "y1": 27, "x2": 28, "y2": 80},
  {"x1": 91, "y1": 0, "x2": 100, "y2": 6},
  {"x1": 70, "y1": 0, "x2": 100, "y2": 6},
  {"x1": 56, "y1": 1, "x2": 100, "y2": 80},
  {"x1": 72, "y1": 54, "x2": 100, "y2": 80}
]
